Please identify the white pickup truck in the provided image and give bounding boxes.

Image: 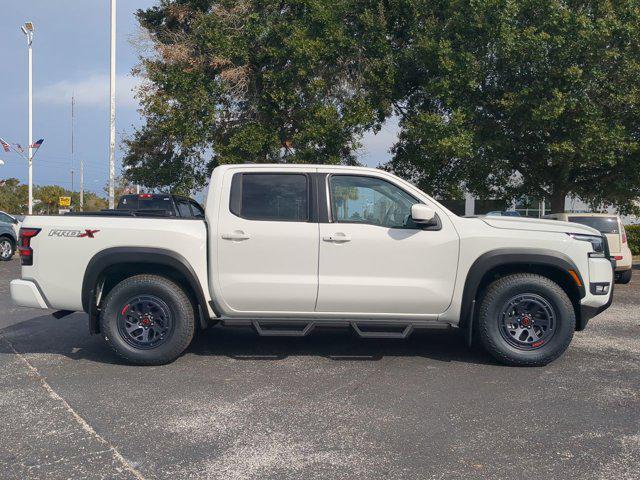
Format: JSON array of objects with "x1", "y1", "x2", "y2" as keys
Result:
[{"x1": 10, "y1": 165, "x2": 614, "y2": 366}]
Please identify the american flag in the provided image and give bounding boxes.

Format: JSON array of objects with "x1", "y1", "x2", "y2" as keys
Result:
[
  {"x1": 0, "y1": 138, "x2": 10, "y2": 152},
  {"x1": 30, "y1": 138, "x2": 44, "y2": 149}
]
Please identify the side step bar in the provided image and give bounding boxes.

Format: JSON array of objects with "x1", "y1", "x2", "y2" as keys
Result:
[
  {"x1": 252, "y1": 320, "x2": 315, "y2": 337},
  {"x1": 351, "y1": 322, "x2": 413, "y2": 339},
  {"x1": 249, "y1": 319, "x2": 417, "y2": 339}
]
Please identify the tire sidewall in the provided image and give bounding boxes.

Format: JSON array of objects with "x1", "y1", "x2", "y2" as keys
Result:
[
  {"x1": 480, "y1": 276, "x2": 575, "y2": 364},
  {"x1": 616, "y1": 269, "x2": 632, "y2": 284},
  {"x1": 101, "y1": 276, "x2": 194, "y2": 364}
]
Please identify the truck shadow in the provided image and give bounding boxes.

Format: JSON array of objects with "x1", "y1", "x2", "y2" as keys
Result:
[{"x1": 0, "y1": 313, "x2": 496, "y2": 366}]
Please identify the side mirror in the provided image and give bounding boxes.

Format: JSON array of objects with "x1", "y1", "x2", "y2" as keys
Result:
[{"x1": 411, "y1": 204, "x2": 435, "y2": 223}]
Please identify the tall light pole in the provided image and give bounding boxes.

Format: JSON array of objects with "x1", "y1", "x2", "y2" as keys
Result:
[
  {"x1": 108, "y1": 0, "x2": 116, "y2": 209},
  {"x1": 21, "y1": 22, "x2": 34, "y2": 214}
]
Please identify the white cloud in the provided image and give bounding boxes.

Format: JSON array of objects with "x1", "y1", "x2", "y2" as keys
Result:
[{"x1": 36, "y1": 73, "x2": 141, "y2": 109}]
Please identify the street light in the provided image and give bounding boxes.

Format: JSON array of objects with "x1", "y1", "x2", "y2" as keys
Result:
[{"x1": 21, "y1": 21, "x2": 34, "y2": 214}]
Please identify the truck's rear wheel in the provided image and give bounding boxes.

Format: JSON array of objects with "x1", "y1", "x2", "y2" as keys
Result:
[
  {"x1": 478, "y1": 273, "x2": 575, "y2": 366},
  {"x1": 100, "y1": 274, "x2": 195, "y2": 365}
]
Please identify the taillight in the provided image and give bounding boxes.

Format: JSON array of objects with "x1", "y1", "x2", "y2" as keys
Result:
[
  {"x1": 622, "y1": 227, "x2": 627, "y2": 244},
  {"x1": 18, "y1": 227, "x2": 41, "y2": 266},
  {"x1": 139, "y1": 194, "x2": 152, "y2": 198}
]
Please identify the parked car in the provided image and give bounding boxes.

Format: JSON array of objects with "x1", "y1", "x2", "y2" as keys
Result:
[
  {"x1": 543, "y1": 213, "x2": 632, "y2": 284},
  {"x1": 486, "y1": 210, "x2": 521, "y2": 217},
  {"x1": 0, "y1": 211, "x2": 19, "y2": 261},
  {"x1": 117, "y1": 194, "x2": 205, "y2": 219},
  {"x1": 10, "y1": 165, "x2": 614, "y2": 366}
]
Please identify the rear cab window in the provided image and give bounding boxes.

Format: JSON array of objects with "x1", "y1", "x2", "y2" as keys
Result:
[
  {"x1": 568, "y1": 216, "x2": 619, "y2": 234},
  {"x1": 230, "y1": 173, "x2": 309, "y2": 222}
]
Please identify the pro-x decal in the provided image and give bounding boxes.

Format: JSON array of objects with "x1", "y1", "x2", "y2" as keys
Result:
[{"x1": 49, "y1": 229, "x2": 100, "y2": 238}]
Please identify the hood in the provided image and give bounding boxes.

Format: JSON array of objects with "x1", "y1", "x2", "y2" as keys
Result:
[{"x1": 480, "y1": 216, "x2": 600, "y2": 235}]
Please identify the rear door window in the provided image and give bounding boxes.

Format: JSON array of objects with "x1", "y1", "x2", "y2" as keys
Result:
[
  {"x1": 230, "y1": 173, "x2": 309, "y2": 222},
  {"x1": 568, "y1": 216, "x2": 619, "y2": 234}
]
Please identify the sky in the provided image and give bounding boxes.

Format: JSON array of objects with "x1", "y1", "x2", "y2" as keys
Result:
[{"x1": 0, "y1": 1, "x2": 398, "y2": 196}]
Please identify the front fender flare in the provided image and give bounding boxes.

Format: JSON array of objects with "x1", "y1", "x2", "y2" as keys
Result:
[{"x1": 459, "y1": 248, "x2": 586, "y2": 331}]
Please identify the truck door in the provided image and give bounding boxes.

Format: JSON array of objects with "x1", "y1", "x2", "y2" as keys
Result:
[
  {"x1": 316, "y1": 172, "x2": 459, "y2": 316},
  {"x1": 216, "y1": 169, "x2": 319, "y2": 314}
]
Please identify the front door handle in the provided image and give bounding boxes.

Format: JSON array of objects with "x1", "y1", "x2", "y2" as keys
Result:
[
  {"x1": 322, "y1": 233, "x2": 351, "y2": 243},
  {"x1": 221, "y1": 231, "x2": 251, "y2": 241}
]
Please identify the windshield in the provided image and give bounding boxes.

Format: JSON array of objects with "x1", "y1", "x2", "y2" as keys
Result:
[{"x1": 568, "y1": 216, "x2": 619, "y2": 234}]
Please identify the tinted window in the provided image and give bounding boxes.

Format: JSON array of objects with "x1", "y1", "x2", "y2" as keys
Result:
[
  {"x1": 231, "y1": 174, "x2": 308, "y2": 221},
  {"x1": 118, "y1": 195, "x2": 174, "y2": 212},
  {"x1": 330, "y1": 175, "x2": 417, "y2": 228},
  {"x1": 117, "y1": 196, "x2": 137, "y2": 209},
  {"x1": 568, "y1": 216, "x2": 619, "y2": 234},
  {"x1": 176, "y1": 199, "x2": 192, "y2": 217},
  {"x1": 139, "y1": 197, "x2": 173, "y2": 211},
  {"x1": 189, "y1": 201, "x2": 205, "y2": 218},
  {"x1": 0, "y1": 213, "x2": 13, "y2": 224}
]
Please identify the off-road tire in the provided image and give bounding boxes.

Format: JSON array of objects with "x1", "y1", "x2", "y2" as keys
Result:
[
  {"x1": 478, "y1": 273, "x2": 575, "y2": 367},
  {"x1": 100, "y1": 274, "x2": 195, "y2": 365}
]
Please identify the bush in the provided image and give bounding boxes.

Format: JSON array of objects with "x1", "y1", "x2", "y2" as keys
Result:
[{"x1": 625, "y1": 225, "x2": 640, "y2": 255}]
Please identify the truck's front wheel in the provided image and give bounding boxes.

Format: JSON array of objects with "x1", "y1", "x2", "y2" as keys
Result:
[
  {"x1": 478, "y1": 273, "x2": 575, "y2": 366},
  {"x1": 100, "y1": 274, "x2": 195, "y2": 365}
]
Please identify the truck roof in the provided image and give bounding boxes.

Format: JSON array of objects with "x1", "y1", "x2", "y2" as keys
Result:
[{"x1": 215, "y1": 163, "x2": 385, "y2": 174}]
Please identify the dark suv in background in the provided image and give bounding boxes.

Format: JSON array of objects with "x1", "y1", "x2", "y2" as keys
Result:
[{"x1": 117, "y1": 194, "x2": 205, "y2": 219}]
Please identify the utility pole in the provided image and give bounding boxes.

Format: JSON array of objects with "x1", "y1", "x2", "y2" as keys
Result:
[
  {"x1": 21, "y1": 22, "x2": 34, "y2": 214},
  {"x1": 71, "y1": 95, "x2": 83, "y2": 210},
  {"x1": 108, "y1": 0, "x2": 117, "y2": 209}
]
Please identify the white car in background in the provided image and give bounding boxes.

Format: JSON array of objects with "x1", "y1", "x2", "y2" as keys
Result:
[{"x1": 543, "y1": 213, "x2": 632, "y2": 284}]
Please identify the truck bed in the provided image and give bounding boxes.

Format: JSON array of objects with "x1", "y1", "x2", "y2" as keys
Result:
[{"x1": 17, "y1": 214, "x2": 210, "y2": 313}]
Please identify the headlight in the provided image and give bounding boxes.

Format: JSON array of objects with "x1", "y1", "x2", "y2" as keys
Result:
[{"x1": 568, "y1": 233, "x2": 605, "y2": 253}]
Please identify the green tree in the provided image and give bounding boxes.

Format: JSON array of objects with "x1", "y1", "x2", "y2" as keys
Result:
[
  {"x1": 84, "y1": 192, "x2": 109, "y2": 212},
  {"x1": 35, "y1": 185, "x2": 74, "y2": 214},
  {"x1": 124, "y1": 0, "x2": 394, "y2": 192},
  {"x1": 386, "y1": 0, "x2": 640, "y2": 212},
  {"x1": 0, "y1": 178, "x2": 28, "y2": 214}
]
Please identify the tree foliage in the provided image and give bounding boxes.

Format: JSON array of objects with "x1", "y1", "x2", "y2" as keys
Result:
[
  {"x1": 124, "y1": 0, "x2": 394, "y2": 192},
  {"x1": 127, "y1": 0, "x2": 640, "y2": 212},
  {"x1": 0, "y1": 178, "x2": 28, "y2": 214},
  {"x1": 387, "y1": 0, "x2": 640, "y2": 212},
  {"x1": 0, "y1": 178, "x2": 108, "y2": 214}
]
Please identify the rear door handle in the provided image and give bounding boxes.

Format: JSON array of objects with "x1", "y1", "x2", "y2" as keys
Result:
[
  {"x1": 221, "y1": 231, "x2": 250, "y2": 241},
  {"x1": 322, "y1": 233, "x2": 351, "y2": 243}
]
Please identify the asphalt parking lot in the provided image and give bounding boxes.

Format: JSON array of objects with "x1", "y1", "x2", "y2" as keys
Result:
[{"x1": 1, "y1": 257, "x2": 639, "y2": 480}]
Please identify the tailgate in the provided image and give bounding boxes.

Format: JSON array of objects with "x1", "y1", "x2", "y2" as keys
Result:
[{"x1": 605, "y1": 233, "x2": 621, "y2": 254}]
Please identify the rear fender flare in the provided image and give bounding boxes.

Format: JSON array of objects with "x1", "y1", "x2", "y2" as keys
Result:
[{"x1": 82, "y1": 247, "x2": 208, "y2": 332}]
